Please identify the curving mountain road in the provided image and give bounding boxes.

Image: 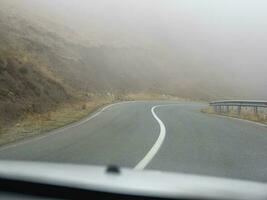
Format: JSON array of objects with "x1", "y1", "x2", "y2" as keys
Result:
[{"x1": 0, "y1": 101, "x2": 267, "y2": 182}]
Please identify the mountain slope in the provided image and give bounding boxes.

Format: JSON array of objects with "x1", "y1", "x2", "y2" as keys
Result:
[
  {"x1": 0, "y1": 52, "x2": 71, "y2": 126},
  {"x1": 0, "y1": 1, "x2": 255, "y2": 119}
]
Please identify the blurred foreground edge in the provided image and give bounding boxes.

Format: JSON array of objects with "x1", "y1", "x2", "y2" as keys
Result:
[{"x1": 0, "y1": 160, "x2": 266, "y2": 200}]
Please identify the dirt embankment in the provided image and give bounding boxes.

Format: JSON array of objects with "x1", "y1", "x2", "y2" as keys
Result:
[{"x1": 0, "y1": 52, "x2": 71, "y2": 129}]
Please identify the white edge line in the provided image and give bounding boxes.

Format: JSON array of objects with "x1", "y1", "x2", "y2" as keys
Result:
[
  {"x1": 134, "y1": 105, "x2": 167, "y2": 170},
  {"x1": 0, "y1": 102, "x2": 129, "y2": 152}
]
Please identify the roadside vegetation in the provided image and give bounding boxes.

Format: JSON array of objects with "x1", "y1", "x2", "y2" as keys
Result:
[
  {"x1": 0, "y1": 95, "x2": 114, "y2": 146},
  {"x1": 202, "y1": 107, "x2": 267, "y2": 125},
  {"x1": 114, "y1": 92, "x2": 191, "y2": 102}
]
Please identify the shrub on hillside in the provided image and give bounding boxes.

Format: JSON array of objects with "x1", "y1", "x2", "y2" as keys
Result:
[
  {"x1": 81, "y1": 104, "x2": 87, "y2": 110},
  {"x1": 0, "y1": 58, "x2": 7, "y2": 73},
  {"x1": 18, "y1": 67, "x2": 28, "y2": 74}
]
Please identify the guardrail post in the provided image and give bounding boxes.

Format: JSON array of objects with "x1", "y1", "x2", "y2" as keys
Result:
[
  {"x1": 226, "y1": 106, "x2": 229, "y2": 113},
  {"x1": 216, "y1": 106, "x2": 219, "y2": 113},
  {"x1": 254, "y1": 106, "x2": 258, "y2": 115},
  {"x1": 237, "y1": 106, "x2": 241, "y2": 115}
]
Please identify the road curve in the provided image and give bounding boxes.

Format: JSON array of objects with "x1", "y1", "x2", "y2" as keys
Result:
[{"x1": 0, "y1": 101, "x2": 267, "y2": 182}]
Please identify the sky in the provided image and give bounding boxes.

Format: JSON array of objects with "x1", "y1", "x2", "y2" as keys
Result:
[{"x1": 2, "y1": 0, "x2": 267, "y2": 98}]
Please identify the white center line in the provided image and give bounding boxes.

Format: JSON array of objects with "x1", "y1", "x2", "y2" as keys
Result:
[{"x1": 134, "y1": 105, "x2": 167, "y2": 170}]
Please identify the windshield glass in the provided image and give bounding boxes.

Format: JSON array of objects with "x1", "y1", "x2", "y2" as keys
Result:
[{"x1": 0, "y1": 0, "x2": 267, "y2": 185}]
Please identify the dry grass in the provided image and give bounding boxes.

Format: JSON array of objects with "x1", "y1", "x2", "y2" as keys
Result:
[
  {"x1": 121, "y1": 92, "x2": 189, "y2": 101},
  {"x1": 201, "y1": 107, "x2": 267, "y2": 125},
  {"x1": 0, "y1": 96, "x2": 115, "y2": 146}
]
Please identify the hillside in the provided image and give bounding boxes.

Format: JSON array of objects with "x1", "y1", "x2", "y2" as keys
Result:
[
  {"x1": 0, "y1": 51, "x2": 72, "y2": 126},
  {"x1": 1, "y1": 0, "x2": 264, "y2": 131},
  {"x1": 0, "y1": 8, "x2": 75, "y2": 127},
  {"x1": 1, "y1": 2, "x2": 249, "y2": 100}
]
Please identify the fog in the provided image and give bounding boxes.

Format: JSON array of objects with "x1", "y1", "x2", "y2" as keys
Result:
[{"x1": 2, "y1": 0, "x2": 267, "y2": 99}]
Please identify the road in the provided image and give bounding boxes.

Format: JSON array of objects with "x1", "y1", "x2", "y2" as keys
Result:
[{"x1": 0, "y1": 101, "x2": 267, "y2": 182}]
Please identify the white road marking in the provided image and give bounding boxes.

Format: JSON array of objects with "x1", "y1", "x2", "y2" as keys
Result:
[
  {"x1": 134, "y1": 105, "x2": 167, "y2": 170},
  {"x1": 0, "y1": 102, "x2": 129, "y2": 152}
]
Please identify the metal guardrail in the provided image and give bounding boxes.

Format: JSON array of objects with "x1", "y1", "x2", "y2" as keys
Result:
[{"x1": 209, "y1": 100, "x2": 267, "y2": 115}]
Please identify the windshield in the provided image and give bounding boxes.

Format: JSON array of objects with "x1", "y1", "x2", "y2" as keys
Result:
[{"x1": 0, "y1": 0, "x2": 267, "y2": 187}]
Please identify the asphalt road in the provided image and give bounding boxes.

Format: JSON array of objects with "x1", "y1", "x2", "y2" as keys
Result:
[{"x1": 0, "y1": 101, "x2": 267, "y2": 182}]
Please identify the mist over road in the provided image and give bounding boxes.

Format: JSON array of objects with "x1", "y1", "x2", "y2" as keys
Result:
[{"x1": 0, "y1": 101, "x2": 267, "y2": 182}]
